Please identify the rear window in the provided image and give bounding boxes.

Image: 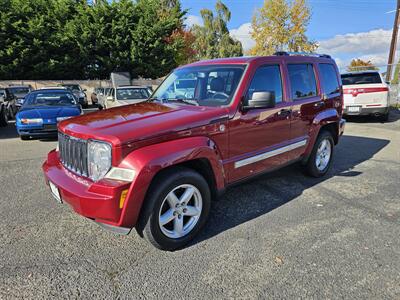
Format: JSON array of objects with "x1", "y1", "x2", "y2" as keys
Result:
[
  {"x1": 341, "y1": 73, "x2": 382, "y2": 85},
  {"x1": 318, "y1": 64, "x2": 340, "y2": 95}
]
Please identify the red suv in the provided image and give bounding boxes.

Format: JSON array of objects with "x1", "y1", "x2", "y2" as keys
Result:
[{"x1": 43, "y1": 52, "x2": 345, "y2": 250}]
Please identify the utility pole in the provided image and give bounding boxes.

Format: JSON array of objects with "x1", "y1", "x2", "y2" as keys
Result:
[{"x1": 387, "y1": 0, "x2": 400, "y2": 82}]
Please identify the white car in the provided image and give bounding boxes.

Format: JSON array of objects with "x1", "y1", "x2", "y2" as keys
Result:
[
  {"x1": 341, "y1": 71, "x2": 390, "y2": 121},
  {"x1": 102, "y1": 86, "x2": 151, "y2": 109}
]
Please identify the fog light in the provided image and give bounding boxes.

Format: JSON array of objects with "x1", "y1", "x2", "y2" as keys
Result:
[{"x1": 119, "y1": 189, "x2": 129, "y2": 209}]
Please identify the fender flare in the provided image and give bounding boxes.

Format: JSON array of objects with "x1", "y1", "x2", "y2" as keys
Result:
[
  {"x1": 116, "y1": 136, "x2": 225, "y2": 228},
  {"x1": 303, "y1": 108, "x2": 340, "y2": 159}
]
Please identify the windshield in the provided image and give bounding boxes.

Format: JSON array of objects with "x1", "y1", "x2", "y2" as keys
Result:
[
  {"x1": 116, "y1": 88, "x2": 150, "y2": 101},
  {"x1": 341, "y1": 73, "x2": 382, "y2": 85},
  {"x1": 24, "y1": 92, "x2": 77, "y2": 107},
  {"x1": 152, "y1": 65, "x2": 245, "y2": 107},
  {"x1": 9, "y1": 87, "x2": 30, "y2": 94},
  {"x1": 61, "y1": 84, "x2": 81, "y2": 91}
]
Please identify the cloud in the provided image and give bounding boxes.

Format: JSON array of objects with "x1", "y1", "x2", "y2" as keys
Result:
[
  {"x1": 230, "y1": 23, "x2": 255, "y2": 51},
  {"x1": 185, "y1": 15, "x2": 203, "y2": 28},
  {"x1": 318, "y1": 29, "x2": 393, "y2": 69}
]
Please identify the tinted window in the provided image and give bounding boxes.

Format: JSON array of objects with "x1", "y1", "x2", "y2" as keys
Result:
[
  {"x1": 341, "y1": 72, "x2": 382, "y2": 85},
  {"x1": 247, "y1": 65, "x2": 283, "y2": 104},
  {"x1": 288, "y1": 64, "x2": 317, "y2": 100},
  {"x1": 25, "y1": 92, "x2": 76, "y2": 106},
  {"x1": 318, "y1": 64, "x2": 340, "y2": 95}
]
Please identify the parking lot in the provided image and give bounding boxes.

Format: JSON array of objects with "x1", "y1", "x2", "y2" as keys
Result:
[{"x1": 0, "y1": 109, "x2": 399, "y2": 299}]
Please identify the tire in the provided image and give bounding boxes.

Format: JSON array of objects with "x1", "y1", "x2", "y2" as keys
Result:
[
  {"x1": 137, "y1": 167, "x2": 211, "y2": 251},
  {"x1": 0, "y1": 106, "x2": 8, "y2": 127},
  {"x1": 20, "y1": 135, "x2": 29, "y2": 140},
  {"x1": 304, "y1": 130, "x2": 334, "y2": 178}
]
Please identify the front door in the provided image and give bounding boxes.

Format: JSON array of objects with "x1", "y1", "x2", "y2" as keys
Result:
[{"x1": 228, "y1": 64, "x2": 292, "y2": 183}]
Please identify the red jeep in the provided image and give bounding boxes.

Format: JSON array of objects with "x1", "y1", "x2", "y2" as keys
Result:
[{"x1": 43, "y1": 52, "x2": 345, "y2": 250}]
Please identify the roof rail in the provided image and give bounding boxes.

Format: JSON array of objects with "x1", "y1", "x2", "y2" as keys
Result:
[{"x1": 274, "y1": 51, "x2": 331, "y2": 59}]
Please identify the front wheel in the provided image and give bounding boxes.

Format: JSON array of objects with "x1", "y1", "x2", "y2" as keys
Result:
[
  {"x1": 304, "y1": 130, "x2": 334, "y2": 177},
  {"x1": 137, "y1": 167, "x2": 211, "y2": 251}
]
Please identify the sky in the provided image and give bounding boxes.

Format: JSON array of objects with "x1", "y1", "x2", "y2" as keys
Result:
[{"x1": 181, "y1": 0, "x2": 396, "y2": 71}]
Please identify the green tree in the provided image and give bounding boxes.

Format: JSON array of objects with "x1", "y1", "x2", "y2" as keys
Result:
[
  {"x1": 191, "y1": 0, "x2": 243, "y2": 60},
  {"x1": 250, "y1": 0, "x2": 316, "y2": 56},
  {"x1": 346, "y1": 59, "x2": 379, "y2": 72}
]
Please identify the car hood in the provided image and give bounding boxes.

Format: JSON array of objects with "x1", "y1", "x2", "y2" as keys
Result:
[
  {"x1": 18, "y1": 106, "x2": 81, "y2": 119},
  {"x1": 59, "y1": 102, "x2": 228, "y2": 147}
]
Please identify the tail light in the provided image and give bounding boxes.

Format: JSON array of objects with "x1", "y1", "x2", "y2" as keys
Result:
[{"x1": 343, "y1": 87, "x2": 389, "y2": 97}]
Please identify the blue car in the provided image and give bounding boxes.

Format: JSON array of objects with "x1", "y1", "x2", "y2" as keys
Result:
[{"x1": 16, "y1": 89, "x2": 82, "y2": 140}]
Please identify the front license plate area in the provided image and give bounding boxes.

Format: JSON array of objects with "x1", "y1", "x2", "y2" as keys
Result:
[
  {"x1": 347, "y1": 106, "x2": 361, "y2": 113},
  {"x1": 49, "y1": 181, "x2": 62, "y2": 203}
]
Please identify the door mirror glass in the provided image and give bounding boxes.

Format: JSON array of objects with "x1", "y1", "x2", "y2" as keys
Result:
[{"x1": 244, "y1": 91, "x2": 276, "y2": 110}]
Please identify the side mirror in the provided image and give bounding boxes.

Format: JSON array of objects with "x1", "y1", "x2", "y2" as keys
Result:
[
  {"x1": 243, "y1": 91, "x2": 276, "y2": 110},
  {"x1": 83, "y1": 89, "x2": 87, "y2": 92},
  {"x1": 107, "y1": 96, "x2": 114, "y2": 101},
  {"x1": 385, "y1": 81, "x2": 391, "y2": 85}
]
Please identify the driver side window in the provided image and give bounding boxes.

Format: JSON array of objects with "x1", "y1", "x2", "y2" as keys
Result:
[{"x1": 246, "y1": 65, "x2": 283, "y2": 105}]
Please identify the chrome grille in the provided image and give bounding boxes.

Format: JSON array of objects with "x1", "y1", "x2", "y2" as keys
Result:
[{"x1": 58, "y1": 132, "x2": 88, "y2": 177}]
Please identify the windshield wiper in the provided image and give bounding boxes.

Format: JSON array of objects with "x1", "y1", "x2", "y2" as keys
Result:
[{"x1": 166, "y1": 98, "x2": 199, "y2": 106}]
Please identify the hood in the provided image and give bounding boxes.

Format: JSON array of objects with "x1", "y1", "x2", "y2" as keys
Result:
[
  {"x1": 18, "y1": 106, "x2": 81, "y2": 119},
  {"x1": 59, "y1": 102, "x2": 228, "y2": 146}
]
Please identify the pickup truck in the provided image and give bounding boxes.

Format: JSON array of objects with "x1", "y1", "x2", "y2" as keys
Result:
[{"x1": 43, "y1": 52, "x2": 345, "y2": 250}]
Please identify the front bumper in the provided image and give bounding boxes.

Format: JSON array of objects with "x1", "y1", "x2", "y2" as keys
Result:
[
  {"x1": 17, "y1": 124, "x2": 58, "y2": 136},
  {"x1": 42, "y1": 150, "x2": 131, "y2": 226},
  {"x1": 339, "y1": 118, "x2": 346, "y2": 136}
]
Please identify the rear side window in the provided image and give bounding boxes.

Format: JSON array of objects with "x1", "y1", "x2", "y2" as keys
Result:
[
  {"x1": 341, "y1": 72, "x2": 382, "y2": 85},
  {"x1": 247, "y1": 65, "x2": 283, "y2": 104},
  {"x1": 288, "y1": 64, "x2": 317, "y2": 100},
  {"x1": 318, "y1": 64, "x2": 340, "y2": 95}
]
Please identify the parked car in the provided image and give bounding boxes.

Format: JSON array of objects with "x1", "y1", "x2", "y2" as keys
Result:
[
  {"x1": 90, "y1": 87, "x2": 104, "y2": 105},
  {"x1": 0, "y1": 89, "x2": 8, "y2": 127},
  {"x1": 16, "y1": 89, "x2": 82, "y2": 140},
  {"x1": 2, "y1": 87, "x2": 19, "y2": 120},
  {"x1": 7, "y1": 85, "x2": 33, "y2": 110},
  {"x1": 341, "y1": 71, "x2": 390, "y2": 121},
  {"x1": 43, "y1": 52, "x2": 345, "y2": 250},
  {"x1": 59, "y1": 84, "x2": 88, "y2": 108},
  {"x1": 102, "y1": 86, "x2": 151, "y2": 109}
]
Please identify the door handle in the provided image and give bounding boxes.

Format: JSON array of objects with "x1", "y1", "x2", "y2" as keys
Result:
[
  {"x1": 278, "y1": 108, "x2": 292, "y2": 116},
  {"x1": 314, "y1": 101, "x2": 325, "y2": 108}
]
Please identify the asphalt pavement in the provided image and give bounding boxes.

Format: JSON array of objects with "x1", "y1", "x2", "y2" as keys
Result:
[{"x1": 0, "y1": 108, "x2": 399, "y2": 299}]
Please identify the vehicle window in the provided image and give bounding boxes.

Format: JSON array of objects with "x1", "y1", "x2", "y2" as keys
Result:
[
  {"x1": 246, "y1": 65, "x2": 283, "y2": 104},
  {"x1": 116, "y1": 88, "x2": 149, "y2": 100},
  {"x1": 62, "y1": 84, "x2": 81, "y2": 91},
  {"x1": 318, "y1": 64, "x2": 340, "y2": 95},
  {"x1": 152, "y1": 65, "x2": 245, "y2": 107},
  {"x1": 24, "y1": 92, "x2": 76, "y2": 106},
  {"x1": 288, "y1": 64, "x2": 318, "y2": 100},
  {"x1": 341, "y1": 72, "x2": 382, "y2": 85},
  {"x1": 9, "y1": 87, "x2": 30, "y2": 94}
]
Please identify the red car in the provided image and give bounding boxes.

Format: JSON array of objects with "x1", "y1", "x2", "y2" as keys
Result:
[{"x1": 43, "y1": 52, "x2": 345, "y2": 250}]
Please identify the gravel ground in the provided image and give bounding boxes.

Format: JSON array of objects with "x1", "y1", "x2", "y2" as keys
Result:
[{"x1": 0, "y1": 109, "x2": 399, "y2": 299}]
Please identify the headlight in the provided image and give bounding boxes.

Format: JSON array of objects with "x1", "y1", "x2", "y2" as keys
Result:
[
  {"x1": 57, "y1": 116, "x2": 72, "y2": 122},
  {"x1": 21, "y1": 118, "x2": 43, "y2": 124},
  {"x1": 79, "y1": 92, "x2": 85, "y2": 98},
  {"x1": 87, "y1": 140, "x2": 112, "y2": 182},
  {"x1": 17, "y1": 98, "x2": 24, "y2": 105}
]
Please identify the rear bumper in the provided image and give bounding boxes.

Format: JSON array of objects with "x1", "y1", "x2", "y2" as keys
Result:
[
  {"x1": 42, "y1": 150, "x2": 132, "y2": 227},
  {"x1": 344, "y1": 106, "x2": 389, "y2": 116}
]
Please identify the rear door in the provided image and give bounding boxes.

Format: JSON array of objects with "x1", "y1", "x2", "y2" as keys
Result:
[{"x1": 286, "y1": 62, "x2": 324, "y2": 161}]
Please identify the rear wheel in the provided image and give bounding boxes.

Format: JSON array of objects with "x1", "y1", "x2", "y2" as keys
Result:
[
  {"x1": 0, "y1": 105, "x2": 8, "y2": 127},
  {"x1": 137, "y1": 167, "x2": 211, "y2": 251},
  {"x1": 304, "y1": 130, "x2": 334, "y2": 177},
  {"x1": 378, "y1": 112, "x2": 389, "y2": 122},
  {"x1": 20, "y1": 135, "x2": 29, "y2": 140}
]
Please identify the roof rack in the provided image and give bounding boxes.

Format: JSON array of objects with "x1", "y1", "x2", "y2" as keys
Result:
[{"x1": 274, "y1": 51, "x2": 331, "y2": 59}]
